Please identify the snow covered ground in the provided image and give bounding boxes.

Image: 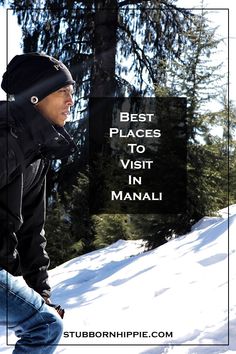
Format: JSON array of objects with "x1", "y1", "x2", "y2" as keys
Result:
[{"x1": 0, "y1": 205, "x2": 235, "y2": 354}]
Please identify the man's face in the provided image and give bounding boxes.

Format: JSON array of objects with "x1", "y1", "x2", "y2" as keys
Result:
[{"x1": 36, "y1": 85, "x2": 74, "y2": 127}]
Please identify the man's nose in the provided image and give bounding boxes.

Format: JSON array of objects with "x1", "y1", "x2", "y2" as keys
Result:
[{"x1": 66, "y1": 92, "x2": 74, "y2": 106}]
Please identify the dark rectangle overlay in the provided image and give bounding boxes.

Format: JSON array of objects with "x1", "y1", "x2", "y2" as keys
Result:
[{"x1": 89, "y1": 97, "x2": 187, "y2": 214}]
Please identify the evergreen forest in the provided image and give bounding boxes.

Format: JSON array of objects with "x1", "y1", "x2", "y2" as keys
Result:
[{"x1": 1, "y1": 0, "x2": 235, "y2": 268}]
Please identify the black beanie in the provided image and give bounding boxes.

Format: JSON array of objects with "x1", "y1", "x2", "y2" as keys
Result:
[{"x1": 1, "y1": 52, "x2": 75, "y2": 104}]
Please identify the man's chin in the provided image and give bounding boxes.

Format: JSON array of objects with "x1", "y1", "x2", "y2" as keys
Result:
[
  {"x1": 65, "y1": 115, "x2": 71, "y2": 123},
  {"x1": 57, "y1": 121, "x2": 66, "y2": 127},
  {"x1": 58, "y1": 115, "x2": 68, "y2": 126}
]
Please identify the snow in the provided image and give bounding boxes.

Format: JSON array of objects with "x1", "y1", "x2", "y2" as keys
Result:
[{"x1": 0, "y1": 205, "x2": 235, "y2": 353}]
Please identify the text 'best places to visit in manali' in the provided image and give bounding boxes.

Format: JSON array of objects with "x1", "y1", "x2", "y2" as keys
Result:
[{"x1": 89, "y1": 97, "x2": 187, "y2": 215}]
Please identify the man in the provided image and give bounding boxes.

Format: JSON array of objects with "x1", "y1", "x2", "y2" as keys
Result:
[{"x1": 0, "y1": 53, "x2": 77, "y2": 353}]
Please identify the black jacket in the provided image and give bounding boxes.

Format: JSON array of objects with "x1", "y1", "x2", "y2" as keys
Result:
[{"x1": 0, "y1": 100, "x2": 77, "y2": 299}]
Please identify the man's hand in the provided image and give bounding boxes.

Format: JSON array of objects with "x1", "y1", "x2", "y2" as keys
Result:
[
  {"x1": 48, "y1": 303, "x2": 65, "y2": 319},
  {"x1": 43, "y1": 297, "x2": 65, "y2": 319},
  {"x1": 43, "y1": 297, "x2": 52, "y2": 305}
]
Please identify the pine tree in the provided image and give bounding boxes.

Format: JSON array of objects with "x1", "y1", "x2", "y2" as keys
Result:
[
  {"x1": 45, "y1": 193, "x2": 72, "y2": 268},
  {"x1": 93, "y1": 214, "x2": 130, "y2": 249},
  {"x1": 204, "y1": 93, "x2": 236, "y2": 205},
  {"x1": 1, "y1": 0, "x2": 198, "y2": 198},
  {"x1": 127, "y1": 10, "x2": 228, "y2": 248},
  {"x1": 65, "y1": 172, "x2": 95, "y2": 255}
]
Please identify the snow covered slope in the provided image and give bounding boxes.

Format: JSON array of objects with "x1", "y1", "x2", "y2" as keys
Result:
[{"x1": 0, "y1": 205, "x2": 235, "y2": 354}]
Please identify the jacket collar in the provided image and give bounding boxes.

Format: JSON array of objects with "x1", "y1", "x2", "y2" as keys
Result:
[{"x1": 8, "y1": 100, "x2": 78, "y2": 161}]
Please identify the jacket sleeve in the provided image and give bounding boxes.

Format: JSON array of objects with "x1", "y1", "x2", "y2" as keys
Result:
[
  {"x1": 16, "y1": 162, "x2": 51, "y2": 299},
  {"x1": 0, "y1": 133, "x2": 25, "y2": 190}
]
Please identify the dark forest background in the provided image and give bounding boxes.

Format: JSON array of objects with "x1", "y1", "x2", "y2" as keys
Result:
[{"x1": 1, "y1": 0, "x2": 235, "y2": 268}]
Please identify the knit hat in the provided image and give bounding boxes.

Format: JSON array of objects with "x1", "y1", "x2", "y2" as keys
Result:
[{"x1": 1, "y1": 52, "x2": 75, "y2": 104}]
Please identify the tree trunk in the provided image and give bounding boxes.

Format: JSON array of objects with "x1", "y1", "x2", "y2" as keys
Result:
[
  {"x1": 89, "y1": 0, "x2": 118, "y2": 155},
  {"x1": 88, "y1": 0, "x2": 118, "y2": 213},
  {"x1": 90, "y1": 0, "x2": 118, "y2": 98}
]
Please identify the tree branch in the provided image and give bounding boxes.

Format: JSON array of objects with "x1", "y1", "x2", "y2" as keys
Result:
[
  {"x1": 118, "y1": 21, "x2": 156, "y2": 84},
  {"x1": 118, "y1": 0, "x2": 143, "y2": 7}
]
